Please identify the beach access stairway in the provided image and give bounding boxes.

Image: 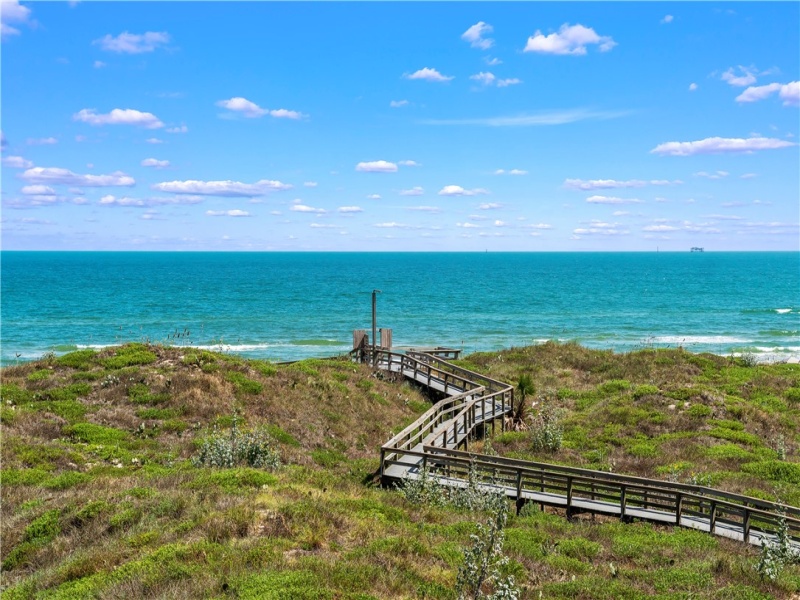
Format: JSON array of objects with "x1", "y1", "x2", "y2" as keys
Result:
[{"x1": 372, "y1": 348, "x2": 800, "y2": 550}]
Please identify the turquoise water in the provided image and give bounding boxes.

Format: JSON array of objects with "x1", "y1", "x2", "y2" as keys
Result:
[{"x1": 1, "y1": 252, "x2": 798, "y2": 365}]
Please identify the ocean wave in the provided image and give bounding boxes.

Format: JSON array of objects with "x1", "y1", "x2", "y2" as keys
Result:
[
  {"x1": 649, "y1": 335, "x2": 751, "y2": 344},
  {"x1": 775, "y1": 308, "x2": 794, "y2": 314}
]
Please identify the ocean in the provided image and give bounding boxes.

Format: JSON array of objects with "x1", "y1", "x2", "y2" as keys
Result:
[{"x1": 1, "y1": 251, "x2": 798, "y2": 366}]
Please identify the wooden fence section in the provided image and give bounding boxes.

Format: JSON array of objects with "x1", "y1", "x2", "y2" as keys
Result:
[{"x1": 370, "y1": 348, "x2": 800, "y2": 549}]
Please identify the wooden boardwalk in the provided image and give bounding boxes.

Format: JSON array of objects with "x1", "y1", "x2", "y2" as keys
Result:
[{"x1": 373, "y1": 348, "x2": 800, "y2": 550}]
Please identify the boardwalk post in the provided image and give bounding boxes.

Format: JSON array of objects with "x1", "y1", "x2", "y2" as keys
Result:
[
  {"x1": 371, "y1": 289, "x2": 381, "y2": 367},
  {"x1": 743, "y1": 507, "x2": 751, "y2": 543},
  {"x1": 379, "y1": 448, "x2": 386, "y2": 482},
  {"x1": 675, "y1": 493, "x2": 683, "y2": 526},
  {"x1": 620, "y1": 485, "x2": 627, "y2": 521},
  {"x1": 566, "y1": 477, "x2": 574, "y2": 517},
  {"x1": 710, "y1": 501, "x2": 717, "y2": 533},
  {"x1": 515, "y1": 470, "x2": 525, "y2": 515}
]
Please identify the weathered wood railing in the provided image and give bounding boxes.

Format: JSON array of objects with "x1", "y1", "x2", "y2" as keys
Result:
[{"x1": 371, "y1": 349, "x2": 800, "y2": 548}]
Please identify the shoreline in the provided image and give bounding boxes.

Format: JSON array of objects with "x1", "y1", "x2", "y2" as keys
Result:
[{"x1": 3, "y1": 338, "x2": 799, "y2": 369}]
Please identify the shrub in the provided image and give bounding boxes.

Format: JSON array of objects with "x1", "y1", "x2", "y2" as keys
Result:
[
  {"x1": 101, "y1": 344, "x2": 157, "y2": 369},
  {"x1": 755, "y1": 511, "x2": 800, "y2": 581},
  {"x1": 741, "y1": 460, "x2": 800, "y2": 485},
  {"x1": 785, "y1": 387, "x2": 800, "y2": 404},
  {"x1": 456, "y1": 500, "x2": 519, "y2": 600},
  {"x1": 225, "y1": 372, "x2": 263, "y2": 395},
  {"x1": 193, "y1": 413, "x2": 280, "y2": 470},
  {"x1": 530, "y1": 405, "x2": 563, "y2": 453},
  {"x1": 65, "y1": 422, "x2": 128, "y2": 445},
  {"x1": 632, "y1": 384, "x2": 660, "y2": 399},
  {"x1": 56, "y1": 349, "x2": 98, "y2": 370},
  {"x1": 687, "y1": 404, "x2": 712, "y2": 418}
]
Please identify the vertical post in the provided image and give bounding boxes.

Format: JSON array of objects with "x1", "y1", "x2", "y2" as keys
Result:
[
  {"x1": 675, "y1": 493, "x2": 683, "y2": 526},
  {"x1": 372, "y1": 289, "x2": 381, "y2": 367},
  {"x1": 709, "y1": 501, "x2": 717, "y2": 533},
  {"x1": 620, "y1": 485, "x2": 627, "y2": 520},
  {"x1": 743, "y1": 507, "x2": 751, "y2": 544}
]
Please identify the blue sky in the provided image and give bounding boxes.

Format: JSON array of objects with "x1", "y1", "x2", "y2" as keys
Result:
[{"x1": 1, "y1": 1, "x2": 798, "y2": 251}]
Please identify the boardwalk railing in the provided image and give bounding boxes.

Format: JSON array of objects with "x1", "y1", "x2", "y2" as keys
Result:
[{"x1": 370, "y1": 348, "x2": 800, "y2": 548}]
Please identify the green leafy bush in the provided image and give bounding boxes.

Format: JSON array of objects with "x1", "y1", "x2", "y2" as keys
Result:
[
  {"x1": 102, "y1": 344, "x2": 157, "y2": 369},
  {"x1": 56, "y1": 349, "x2": 98, "y2": 369},
  {"x1": 193, "y1": 414, "x2": 280, "y2": 470}
]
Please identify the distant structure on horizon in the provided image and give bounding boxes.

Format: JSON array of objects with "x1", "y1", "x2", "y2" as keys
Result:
[{"x1": 691, "y1": 247, "x2": 705, "y2": 252}]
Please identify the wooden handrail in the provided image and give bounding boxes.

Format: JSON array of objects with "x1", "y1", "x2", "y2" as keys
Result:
[{"x1": 368, "y1": 347, "x2": 800, "y2": 546}]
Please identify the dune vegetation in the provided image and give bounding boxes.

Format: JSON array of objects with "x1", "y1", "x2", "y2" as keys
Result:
[{"x1": 1, "y1": 342, "x2": 799, "y2": 598}]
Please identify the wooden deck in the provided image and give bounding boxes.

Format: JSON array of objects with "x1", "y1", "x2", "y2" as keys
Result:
[{"x1": 372, "y1": 348, "x2": 800, "y2": 550}]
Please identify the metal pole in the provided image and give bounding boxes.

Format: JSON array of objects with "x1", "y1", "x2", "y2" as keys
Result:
[{"x1": 372, "y1": 289, "x2": 381, "y2": 367}]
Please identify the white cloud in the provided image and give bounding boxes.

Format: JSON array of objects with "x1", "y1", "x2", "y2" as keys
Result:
[
  {"x1": 303, "y1": 181, "x2": 318, "y2": 188},
  {"x1": 366, "y1": 194, "x2": 381, "y2": 200},
  {"x1": 438, "y1": 185, "x2": 489, "y2": 197},
  {"x1": 141, "y1": 158, "x2": 170, "y2": 169},
  {"x1": 94, "y1": 31, "x2": 170, "y2": 54},
  {"x1": 471, "y1": 71, "x2": 496, "y2": 86},
  {"x1": 721, "y1": 66, "x2": 758, "y2": 87},
  {"x1": 694, "y1": 170, "x2": 728, "y2": 179},
  {"x1": 736, "y1": 81, "x2": 800, "y2": 106},
  {"x1": 151, "y1": 179, "x2": 291, "y2": 197},
  {"x1": 338, "y1": 206, "x2": 362, "y2": 213},
  {"x1": 74, "y1": 108, "x2": 164, "y2": 129},
  {"x1": 457, "y1": 222, "x2": 480, "y2": 228},
  {"x1": 740, "y1": 173, "x2": 757, "y2": 179},
  {"x1": 780, "y1": 81, "x2": 800, "y2": 106},
  {"x1": 166, "y1": 125, "x2": 188, "y2": 134},
  {"x1": 145, "y1": 137, "x2": 164, "y2": 144},
  {"x1": 405, "y1": 205, "x2": 439, "y2": 212},
  {"x1": 462, "y1": 22, "x2": 494, "y2": 50},
  {"x1": 398, "y1": 160, "x2": 420, "y2": 167},
  {"x1": 494, "y1": 168, "x2": 528, "y2": 175},
  {"x1": 524, "y1": 23, "x2": 616, "y2": 55},
  {"x1": 2, "y1": 155, "x2": 33, "y2": 168},
  {"x1": 524, "y1": 223, "x2": 553, "y2": 230},
  {"x1": 477, "y1": 202, "x2": 502, "y2": 210},
  {"x1": 99, "y1": 195, "x2": 145, "y2": 206},
  {"x1": 216, "y1": 97, "x2": 266, "y2": 118},
  {"x1": 374, "y1": 222, "x2": 410, "y2": 228},
  {"x1": 399, "y1": 186, "x2": 424, "y2": 196},
  {"x1": 390, "y1": 100, "x2": 409, "y2": 108},
  {"x1": 643, "y1": 224, "x2": 679, "y2": 231},
  {"x1": 356, "y1": 160, "x2": 398, "y2": 173},
  {"x1": 27, "y1": 137, "x2": 58, "y2": 145},
  {"x1": 703, "y1": 214, "x2": 743, "y2": 221},
  {"x1": 21, "y1": 185, "x2": 56, "y2": 195},
  {"x1": 404, "y1": 67, "x2": 454, "y2": 82},
  {"x1": 21, "y1": 167, "x2": 135, "y2": 187},
  {"x1": 493, "y1": 220, "x2": 507, "y2": 227},
  {"x1": 93, "y1": 60, "x2": 106, "y2": 69},
  {"x1": 421, "y1": 108, "x2": 630, "y2": 127},
  {"x1": 309, "y1": 223, "x2": 336, "y2": 228},
  {"x1": 1, "y1": 0, "x2": 31, "y2": 39},
  {"x1": 651, "y1": 136, "x2": 795, "y2": 156},
  {"x1": 689, "y1": 83, "x2": 698, "y2": 91},
  {"x1": 661, "y1": 15, "x2": 674, "y2": 24},
  {"x1": 573, "y1": 221, "x2": 629, "y2": 236},
  {"x1": 269, "y1": 108, "x2": 303, "y2": 119},
  {"x1": 586, "y1": 195, "x2": 643, "y2": 204},
  {"x1": 563, "y1": 178, "x2": 677, "y2": 190},
  {"x1": 206, "y1": 209, "x2": 251, "y2": 217},
  {"x1": 484, "y1": 57, "x2": 502, "y2": 66},
  {"x1": 470, "y1": 72, "x2": 522, "y2": 88},
  {"x1": 290, "y1": 203, "x2": 326, "y2": 214}
]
